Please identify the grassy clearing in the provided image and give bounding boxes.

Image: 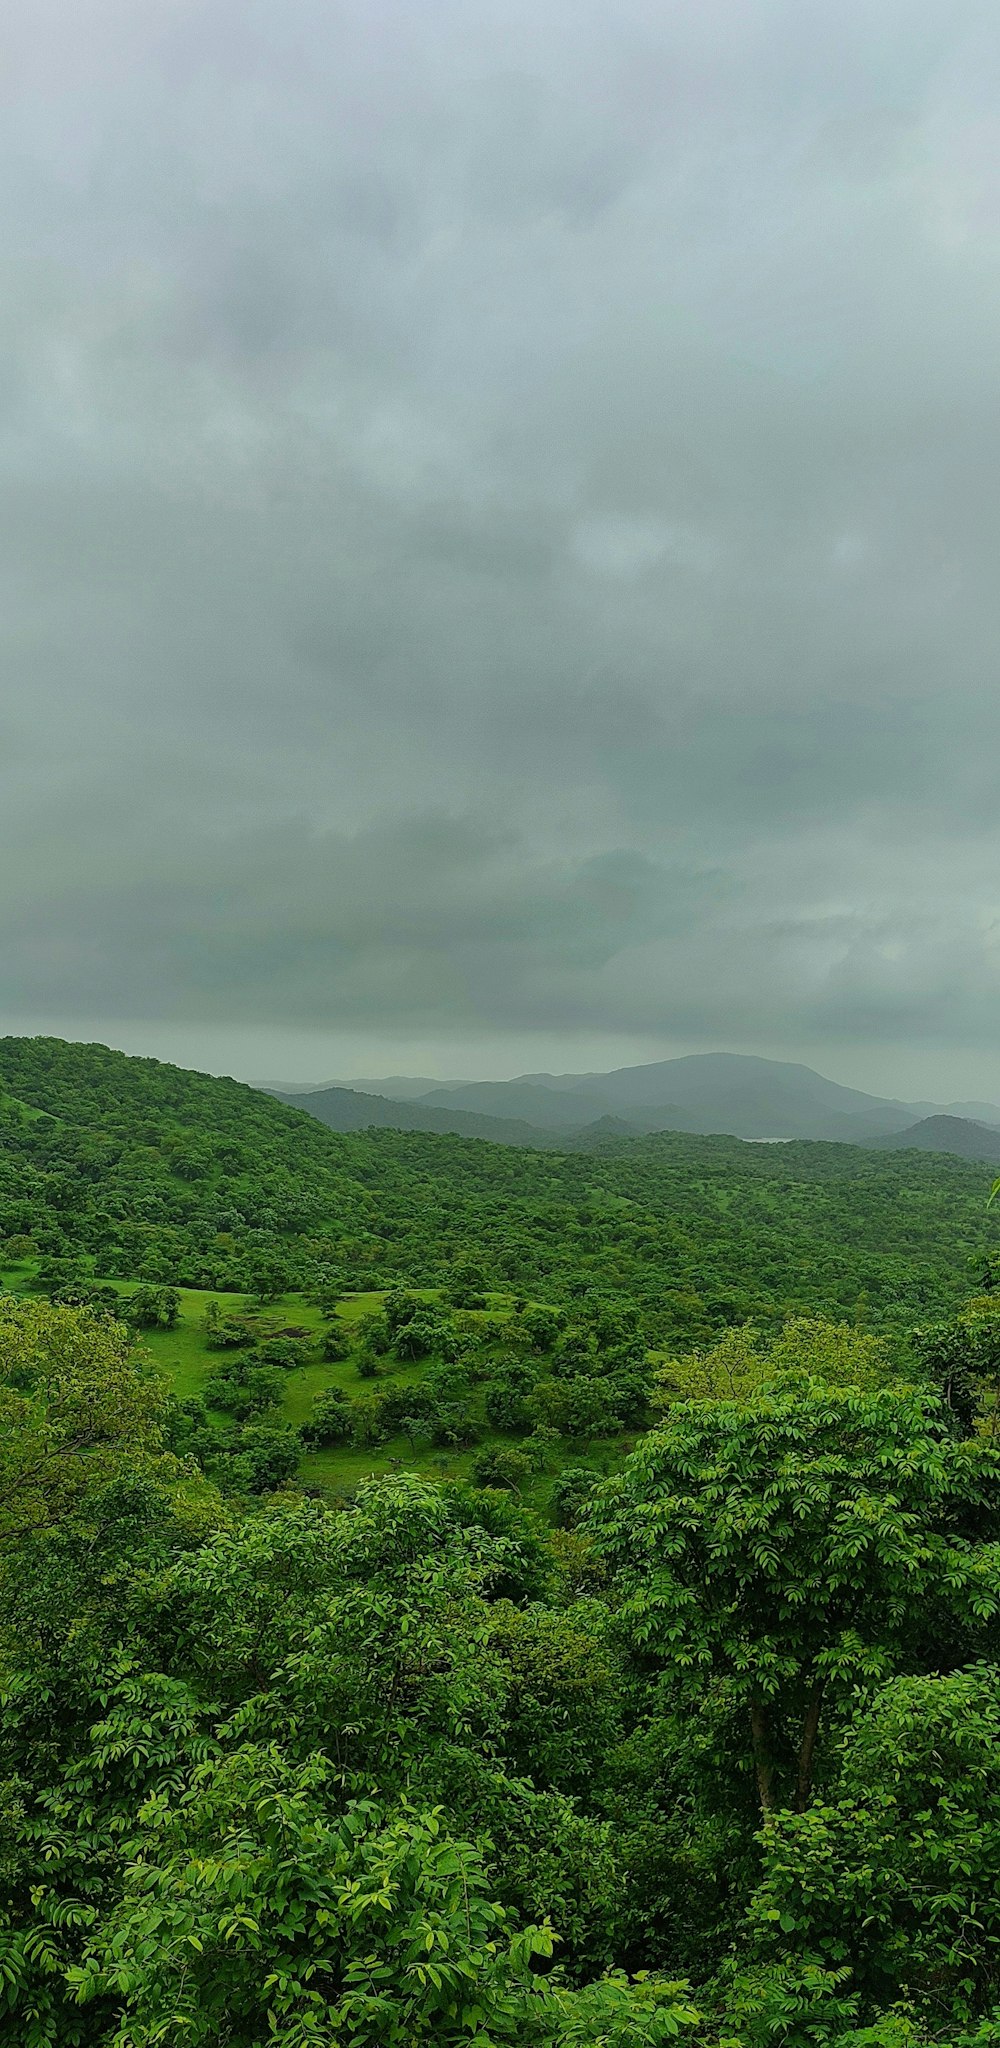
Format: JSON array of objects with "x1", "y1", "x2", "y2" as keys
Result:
[{"x1": 0, "y1": 1269, "x2": 627, "y2": 1507}]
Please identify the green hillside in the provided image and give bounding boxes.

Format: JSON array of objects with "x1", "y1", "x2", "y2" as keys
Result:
[
  {"x1": 0, "y1": 1035, "x2": 995, "y2": 1343},
  {"x1": 270, "y1": 1079, "x2": 559, "y2": 1146},
  {"x1": 1, "y1": 1034, "x2": 998, "y2": 1507}
]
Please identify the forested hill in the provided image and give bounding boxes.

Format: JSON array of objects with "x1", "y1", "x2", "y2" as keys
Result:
[{"x1": 0, "y1": 1035, "x2": 996, "y2": 1337}]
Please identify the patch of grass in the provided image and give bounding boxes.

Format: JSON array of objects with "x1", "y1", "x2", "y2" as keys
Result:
[{"x1": 137, "y1": 1288, "x2": 258, "y2": 1401}]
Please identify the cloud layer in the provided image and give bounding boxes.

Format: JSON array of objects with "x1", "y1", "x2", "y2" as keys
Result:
[{"x1": 3, "y1": 0, "x2": 1000, "y2": 1087}]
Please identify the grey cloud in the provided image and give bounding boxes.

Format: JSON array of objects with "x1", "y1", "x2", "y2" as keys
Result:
[
  {"x1": 0, "y1": 808, "x2": 725, "y2": 1028},
  {"x1": 1, "y1": 0, "x2": 1000, "y2": 1089}
]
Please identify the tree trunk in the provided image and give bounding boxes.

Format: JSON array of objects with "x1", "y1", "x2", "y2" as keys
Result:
[
  {"x1": 795, "y1": 1678, "x2": 825, "y2": 1813},
  {"x1": 750, "y1": 1701, "x2": 776, "y2": 1815}
]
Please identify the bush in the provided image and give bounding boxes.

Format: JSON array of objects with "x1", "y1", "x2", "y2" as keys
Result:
[
  {"x1": 445, "y1": 1262, "x2": 488, "y2": 1310},
  {"x1": 383, "y1": 1289, "x2": 425, "y2": 1335},
  {"x1": 351, "y1": 1395, "x2": 391, "y2": 1448},
  {"x1": 204, "y1": 1302, "x2": 255, "y2": 1349},
  {"x1": 252, "y1": 1336, "x2": 307, "y2": 1372},
  {"x1": 527, "y1": 1375, "x2": 619, "y2": 1441},
  {"x1": 204, "y1": 1358, "x2": 285, "y2": 1420},
  {"x1": 430, "y1": 1404, "x2": 480, "y2": 1449},
  {"x1": 122, "y1": 1284, "x2": 181, "y2": 1330},
  {"x1": 2, "y1": 1235, "x2": 36, "y2": 1261},
  {"x1": 472, "y1": 1446, "x2": 533, "y2": 1491},
  {"x1": 393, "y1": 1314, "x2": 452, "y2": 1361},
  {"x1": 230, "y1": 1423, "x2": 302, "y2": 1494},
  {"x1": 551, "y1": 1327, "x2": 600, "y2": 1378},
  {"x1": 484, "y1": 1374, "x2": 532, "y2": 1434},
  {"x1": 521, "y1": 1307, "x2": 563, "y2": 1352},
  {"x1": 300, "y1": 1387, "x2": 354, "y2": 1449},
  {"x1": 551, "y1": 1466, "x2": 599, "y2": 1529},
  {"x1": 524, "y1": 1426, "x2": 561, "y2": 1473},
  {"x1": 356, "y1": 1312, "x2": 391, "y2": 1355},
  {"x1": 43, "y1": 1274, "x2": 120, "y2": 1314},
  {"x1": 374, "y1": 1383, "x2": 440, "y2": 1434},
  {"x1": 604, "y1": 1368, "x2": 652, "y2": 1430}
]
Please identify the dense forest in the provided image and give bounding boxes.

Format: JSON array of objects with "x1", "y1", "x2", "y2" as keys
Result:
[{"x1": 4, "y1": 1037, "x2": 1000, "y2": 2042}]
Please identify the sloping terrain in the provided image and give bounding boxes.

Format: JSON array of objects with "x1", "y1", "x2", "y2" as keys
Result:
[{"x1": 415, "y1": 1078, "x2": 617, "y2": 1129}]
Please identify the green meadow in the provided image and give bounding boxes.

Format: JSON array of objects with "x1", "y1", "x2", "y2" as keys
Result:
[{"x1": 0, "y1": 1262, "x2": 624, "y2": 1507}]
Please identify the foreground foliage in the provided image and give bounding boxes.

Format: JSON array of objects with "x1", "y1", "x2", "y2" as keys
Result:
[{"x1": 2, "y1": 1300, "x2": 1000, "y2": 2043}]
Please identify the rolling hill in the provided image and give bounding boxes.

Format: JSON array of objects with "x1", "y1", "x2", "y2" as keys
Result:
[{"x1": 0, "y1": 1035, "x2": 997, "y2": 1336}]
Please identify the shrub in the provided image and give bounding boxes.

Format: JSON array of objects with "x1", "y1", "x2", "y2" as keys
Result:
[
  {"x1": 204, "y1": 1358, "x2": 285, "y2": 1420},
  {"x1": 472, "y1": 1446, "x2": 533, "y2": 1491},
  {"x1": 300, "y1": 1388, "x2": 354, "y2": 1449},
  {"x1": 252, "y1": 1336, "x2": 307, "y2": 1372},
  {"x1": 551, "y1": 1466, "x2": 599, "y2": 1529},
  {"x1": 521, "y1": 1307, "x2": 563, "y2": 1352},
  {"x1": 122, "y1": 1284, "x2": 181, "y2": 1330},
  {"x1": 230, "y1": 1423, "x2": 301, "y2": 1494},
  {"x1": 484, "y1": 1374, "x2": 532, "y2": 1434}
]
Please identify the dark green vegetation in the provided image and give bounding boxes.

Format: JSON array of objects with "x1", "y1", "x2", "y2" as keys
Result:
[{"x1": 5, "y1": 1038, "x2": 1000, "y2": 2041}]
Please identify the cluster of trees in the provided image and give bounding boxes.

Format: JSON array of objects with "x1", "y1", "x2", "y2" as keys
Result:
[
  {"x1": 5, "y1": 1294, "x2": 1000, "y2": 2042},
  {"x1": 143, "y1": 1287, "x2": 657, "y2": 1492},
  {"x1": 294, "y1": 1290, "x2": 654, "y2": 1475}
]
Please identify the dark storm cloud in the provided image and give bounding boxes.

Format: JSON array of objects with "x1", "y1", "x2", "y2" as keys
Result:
[{"x1": 3, "y1": 0, "x2": 1000, "y2": 1083}]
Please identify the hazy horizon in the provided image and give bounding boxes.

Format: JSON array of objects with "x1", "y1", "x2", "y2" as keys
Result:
[
  {"x1": 3, "y1": 2, "x2": 999, "y2": 1095},
  {"x1": 2, "y1": 1015, "x2": 1000, "y2": 1108}
]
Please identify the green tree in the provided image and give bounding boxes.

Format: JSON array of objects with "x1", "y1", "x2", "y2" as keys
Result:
[
  {"x1": 300, "y1": 1386, "x2": 354, "y2": 1448},
  {"x1": 745, "y1": 1666, "x2": 1000, "y2": 2028},
  {"x1": 590, "y1": 1379, "x2": 1000, "y2": 1816},
  {"x1": 472, "y1": 1445, "x2": 533, "y2": 1491},
  {"x1": 123, "y1": 1283, "x2": 181, "y2": 1330},
  {"x1": 484, "y1": 1366, "x2": 533, "y2": 1434},
  {"x1": 67, "y1": 1760, "x2": 562, "y2": 2047},
  {"x1": 0, "y1": 1296, "x2": 173, "y2": 1553},
  {"x1": 551, "y1": 1466, "x2": 598, "y2": 1529},
  {"x1": 230, "y1": 1423, "x2": 302, "y2": 1494}
]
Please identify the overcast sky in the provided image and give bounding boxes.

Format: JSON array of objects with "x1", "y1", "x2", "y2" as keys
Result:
[{"x1": 3, "y1": 0, "x2": 1000, "y2": 1093}]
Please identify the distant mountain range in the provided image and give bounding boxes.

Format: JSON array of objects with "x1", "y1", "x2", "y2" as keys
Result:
[
  {"x1": 269, "y1": 1052, "x2": 1000, "y2": 1160},
  {"x1": 267, "y1": 1083, "x2": 561, "y2": 1148}
]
